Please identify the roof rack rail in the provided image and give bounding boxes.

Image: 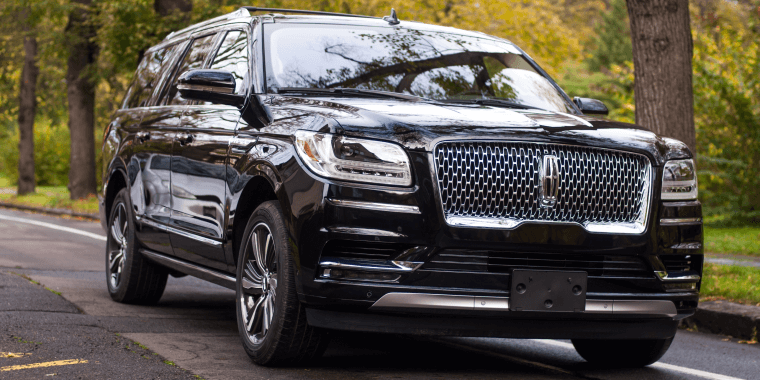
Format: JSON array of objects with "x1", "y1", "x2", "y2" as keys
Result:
[
  {"x1": 242, "y1": 6, "x2": 377, "y2": 19},
  {"x1": 166, "y1": 7, "x2": 251, "y2": 40}
]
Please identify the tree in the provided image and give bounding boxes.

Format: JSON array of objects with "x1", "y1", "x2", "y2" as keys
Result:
[
  {"x1": 587, "y1": 0, "x2": 632, "y2": 71},
  {"x1": 17, "y1": 6, "x2": 39, "y2": 195},
  {"x1": 626, "y1": 0, "x2": 696, "y2": 153},
  {"x1": 155, "y1": 0, "x2": 192, "y2": 16},
  {"x1": 66, "y1": 0, "x2": 99, "y2": 199}
]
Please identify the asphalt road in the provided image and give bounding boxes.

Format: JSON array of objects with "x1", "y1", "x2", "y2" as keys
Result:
[{"x1": 1, "y1": 208, "x2": 758, "y2": 380}]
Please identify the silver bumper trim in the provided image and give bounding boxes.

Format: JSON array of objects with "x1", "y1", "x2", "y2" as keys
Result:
[
  {"x1": 326, "y1": 198, "x2": 421, "y2": 214},
  {"x1": 319, "y1": 257, "x2": 423, "y2": 273},
  {"x1": 660, "y1": 217, "x2": 702, "y2": 225},
  {"x1": 370, "y1": 293, "x2": 676, "y2": 317}
]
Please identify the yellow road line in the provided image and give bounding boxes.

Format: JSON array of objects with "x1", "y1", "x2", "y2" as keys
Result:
[
  {"x1": 1, "y1": 352, "x2": 31, "y2": 358},
  {"x1": 1, "y1": 359, "x2": 87, "y2": 371}
]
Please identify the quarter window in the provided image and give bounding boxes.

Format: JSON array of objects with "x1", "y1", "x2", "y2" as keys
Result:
[
  {"x1": 209, "y1": 30, "x2": 249, "y2": 95},
  {"x1": 124, "y1": 48, "x2": 169, "y2": 108}
]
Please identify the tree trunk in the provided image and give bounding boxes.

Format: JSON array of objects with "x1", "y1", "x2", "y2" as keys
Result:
[
  {"x1": 66, "y1": 0, "x2": 98, "y2": 199},
  {"x1": 627, "y1": 0, "x2": 696, "y2": 154},
  {"x1": 17, "y1": 16, "x2": 39, "y2": 196},
  {"x1": 154, "y1": 0, "x2": 192, "y2": 16}
]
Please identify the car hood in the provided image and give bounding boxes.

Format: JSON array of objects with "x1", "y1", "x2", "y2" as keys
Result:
[{"x1": 267, "y1": 96, "x2": 691, "y2": 165}]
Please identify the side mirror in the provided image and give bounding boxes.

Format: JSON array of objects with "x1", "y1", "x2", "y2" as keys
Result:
[
  {"x1": 573, "y1": 97, "x2": 609, "y2": 116},
  {"x1": 177, "y1": 69, "x2": 244, "y2": 107},
  {"x1": 241, "y1": 94, "x2": 273, "y2": 129}
]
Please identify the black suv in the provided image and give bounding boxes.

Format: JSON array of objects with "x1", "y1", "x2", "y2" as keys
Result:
[{"x1": 99, "y1": 7, "x2": 703, "y2": 367}]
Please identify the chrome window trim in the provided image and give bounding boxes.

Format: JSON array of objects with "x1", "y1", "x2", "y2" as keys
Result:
[
  {"x1": 371, "y1": 293, "x2": 676, "y2": 317},
  {"x1": 430, "y1": 141, "x2": 653, "y2": 235},
  {"x1": 326, "y1": 198, "x2": 421, "y2": 214}
]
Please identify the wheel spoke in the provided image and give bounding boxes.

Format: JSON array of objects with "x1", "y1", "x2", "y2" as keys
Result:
[
  {"x1": 264, "y1": 233, "x2": 275, "y2": 270},
  {"x1": 246, "y1": 295, "x2": 265, "y2": 332},
  {"x1": 109, "y1": 252, "x2": 123, "y2": 272},
  {"x1": 251, "y1": 229, "x2": 267, "y2": 274},
  {"x1": 261, "y1": 295, "x2": 271, "y2": 334},
  {"x1": 110, "y1": 219, "x2": 123, "y2": 244},
  {"x1": 242, "y1": 266, "x2": 264, "y2": 295},
  {"x1": 266, "y1": 294, "x2": 274, "y2": 329}
]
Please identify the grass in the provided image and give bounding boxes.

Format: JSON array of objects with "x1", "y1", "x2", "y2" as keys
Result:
[
  {"x1": 701, "y1": 263, "x2": 760, "y2": 306},
  {"x1": 0, "y1": 176, "x2": 98, "y2": 214},
  {"x1": 704, "y1": 226, "x2": 760, "y2": 256}
]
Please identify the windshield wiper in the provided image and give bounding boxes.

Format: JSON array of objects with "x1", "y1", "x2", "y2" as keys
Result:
[
  {"x1": 440, "y1": 98, "x2": 542, "y2": 111},
  {"x1": 275, "y1": 87, "x2": 424, "y2": 102}
]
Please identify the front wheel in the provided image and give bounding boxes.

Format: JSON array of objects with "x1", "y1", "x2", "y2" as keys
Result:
[
  {"x1": 235, "y1": 201, "x2": 328, "y2": 366},
  {"x1": 571, "y1": 337, "x2": 674, "y2": 367}
]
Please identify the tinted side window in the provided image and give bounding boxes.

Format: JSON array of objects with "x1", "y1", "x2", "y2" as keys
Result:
[
  {"x1": 209, "y1": 30, "x2": 249, "y2": 95},
  {"x1": 149, "y1": 43, "x2": 182, "y2": 104},
  {"x1": 124, "y1": 49, "x2": 167, "y2": 108},
  {"x1": 165, "y1": 34, "x2": 217, "y2": 106}
]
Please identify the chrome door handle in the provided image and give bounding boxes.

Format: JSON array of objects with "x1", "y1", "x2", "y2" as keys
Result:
[
  {"x1": 230, "y1": 136, "x2": 258, "y2": 153},
  {"x1": 136, "y1": 131, "x2": 150, "y2": 143}
]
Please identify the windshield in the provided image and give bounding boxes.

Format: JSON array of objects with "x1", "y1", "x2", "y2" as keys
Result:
[{"x1": 264, "y1": 23, "x2": 575, "y2": 113}]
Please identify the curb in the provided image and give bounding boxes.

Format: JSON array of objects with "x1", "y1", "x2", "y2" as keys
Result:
[
  {"x1": 684, "y1": 300, "x2": 760, "y2": 340},
  {"x1": 0, "y1": 201, "x2": 99, "y2": 221}
]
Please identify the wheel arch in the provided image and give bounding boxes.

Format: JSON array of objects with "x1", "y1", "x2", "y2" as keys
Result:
[
  {"x1": 230, "y1": 175, "x2": 281, "y2": 266},
  {"x1": 104, "y1": 165, "x2": 129, "y2": 224}
]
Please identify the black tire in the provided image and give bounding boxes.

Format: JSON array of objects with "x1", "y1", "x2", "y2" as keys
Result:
[
  {"x1": 106, "y1": 188, "x2": 168, "y2": 304},
  {"x1": 235, "y1": 201, "x2": 329, "y2": 366},
  {"x1": 571, "y1": 337, "x2": 674, "y2": 367}
]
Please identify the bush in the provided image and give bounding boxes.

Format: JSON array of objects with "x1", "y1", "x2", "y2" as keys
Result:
[{"x1": 0, "y1": 119, "x2": 70, "y2": 187}]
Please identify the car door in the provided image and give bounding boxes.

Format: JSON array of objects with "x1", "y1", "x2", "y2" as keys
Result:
[
  {"x1": 162, "y1": 31, "x2": 236, "y2": 270},
  {"x1": 126, "y1": 44, "x2": 181, "y2": 256}
]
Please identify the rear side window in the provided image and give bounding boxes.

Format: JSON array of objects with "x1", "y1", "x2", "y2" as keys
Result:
[
  {"x1": 209, "y1": 30, "x2": 249, "y2": 95},
  {"x1": 164, "y1": 34, "x2": 217, "y2": 106},
  {"x1": 123, "y1": 48, "x2": 169, "y2": 109}
]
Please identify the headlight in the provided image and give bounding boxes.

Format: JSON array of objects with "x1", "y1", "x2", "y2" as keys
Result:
[
  {"x1": 294, "y1": 130, "x2": 412, "y2": 186},
  {"x1": 661, "y1": 159, "x2": 697, "y2": 200}
]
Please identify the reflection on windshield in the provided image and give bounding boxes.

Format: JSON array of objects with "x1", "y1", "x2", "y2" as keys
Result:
[{"x1": 265, "y1": 25, "x2": 572, "y2": 113}]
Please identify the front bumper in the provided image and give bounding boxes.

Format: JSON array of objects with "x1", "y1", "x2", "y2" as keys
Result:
[{"x1": 282, "y1": 151, "x2": 703, "y2": 336}]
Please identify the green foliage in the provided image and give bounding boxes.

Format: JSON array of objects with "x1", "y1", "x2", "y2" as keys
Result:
[
  {"x1": 701, "y1": 263, "x2": 760, "y2": 306},
  {"x1": 704, "y1": 226, "x2": 760, "y2": 256},
  {"x1": 586, "y1": 0, "x2": 632, "y2": 72},
  {"x1": 691, "y1": 1, "x2": 760, "y2": 224},
  {"x1": 0, "y1": 119, "x2": 70, "y2": 186}
]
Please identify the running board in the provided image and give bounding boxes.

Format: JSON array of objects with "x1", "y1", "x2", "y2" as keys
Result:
[{"x1": 140, "y1": 249, "x2": 236, "y2": 290}]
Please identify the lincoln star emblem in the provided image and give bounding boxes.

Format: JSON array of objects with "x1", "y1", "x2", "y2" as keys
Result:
[{"x1": 540, "y1": 155, "x2": 560, "y2": 208}]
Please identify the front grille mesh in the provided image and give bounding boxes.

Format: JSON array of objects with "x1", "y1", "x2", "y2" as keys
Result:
[{"x1": 434, "y1": 142, "x2": 651, "y2": 225}]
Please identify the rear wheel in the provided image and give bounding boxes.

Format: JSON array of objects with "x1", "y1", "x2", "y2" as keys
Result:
[
  {"x1": 235, "y1": 201, "x2": 328, "y2": 366},
  {"x1": 571, "y1": 337, "x2": 674, "y2": 367},
  {"x1": 106, "y1": 188, "x2": 168, "y2": 304}
]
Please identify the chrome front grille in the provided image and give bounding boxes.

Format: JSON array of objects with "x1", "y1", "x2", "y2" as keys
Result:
[{"x1": 433, "y1": 141, "x2": 652, "y2": 233}]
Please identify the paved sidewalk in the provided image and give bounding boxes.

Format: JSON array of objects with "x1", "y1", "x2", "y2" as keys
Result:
[{"x1": 705, "y1": 253, "x2": 760, "y2": 268}]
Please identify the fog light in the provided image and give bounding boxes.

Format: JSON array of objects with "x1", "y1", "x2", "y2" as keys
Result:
[
  {"x1": 321, "y1": 268, "x2": 400, "y2": 282},
  {"x1": 663, "y1": 282, "x2": 697, "y2": 292}
]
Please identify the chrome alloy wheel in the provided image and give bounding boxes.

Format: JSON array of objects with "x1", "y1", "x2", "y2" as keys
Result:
[
  {"x1": 107, "y1": 202, "x2": 128, "y2": 289},
  {"x1": 240, "y1": 223, "x2": 278, "y2": 344}
]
